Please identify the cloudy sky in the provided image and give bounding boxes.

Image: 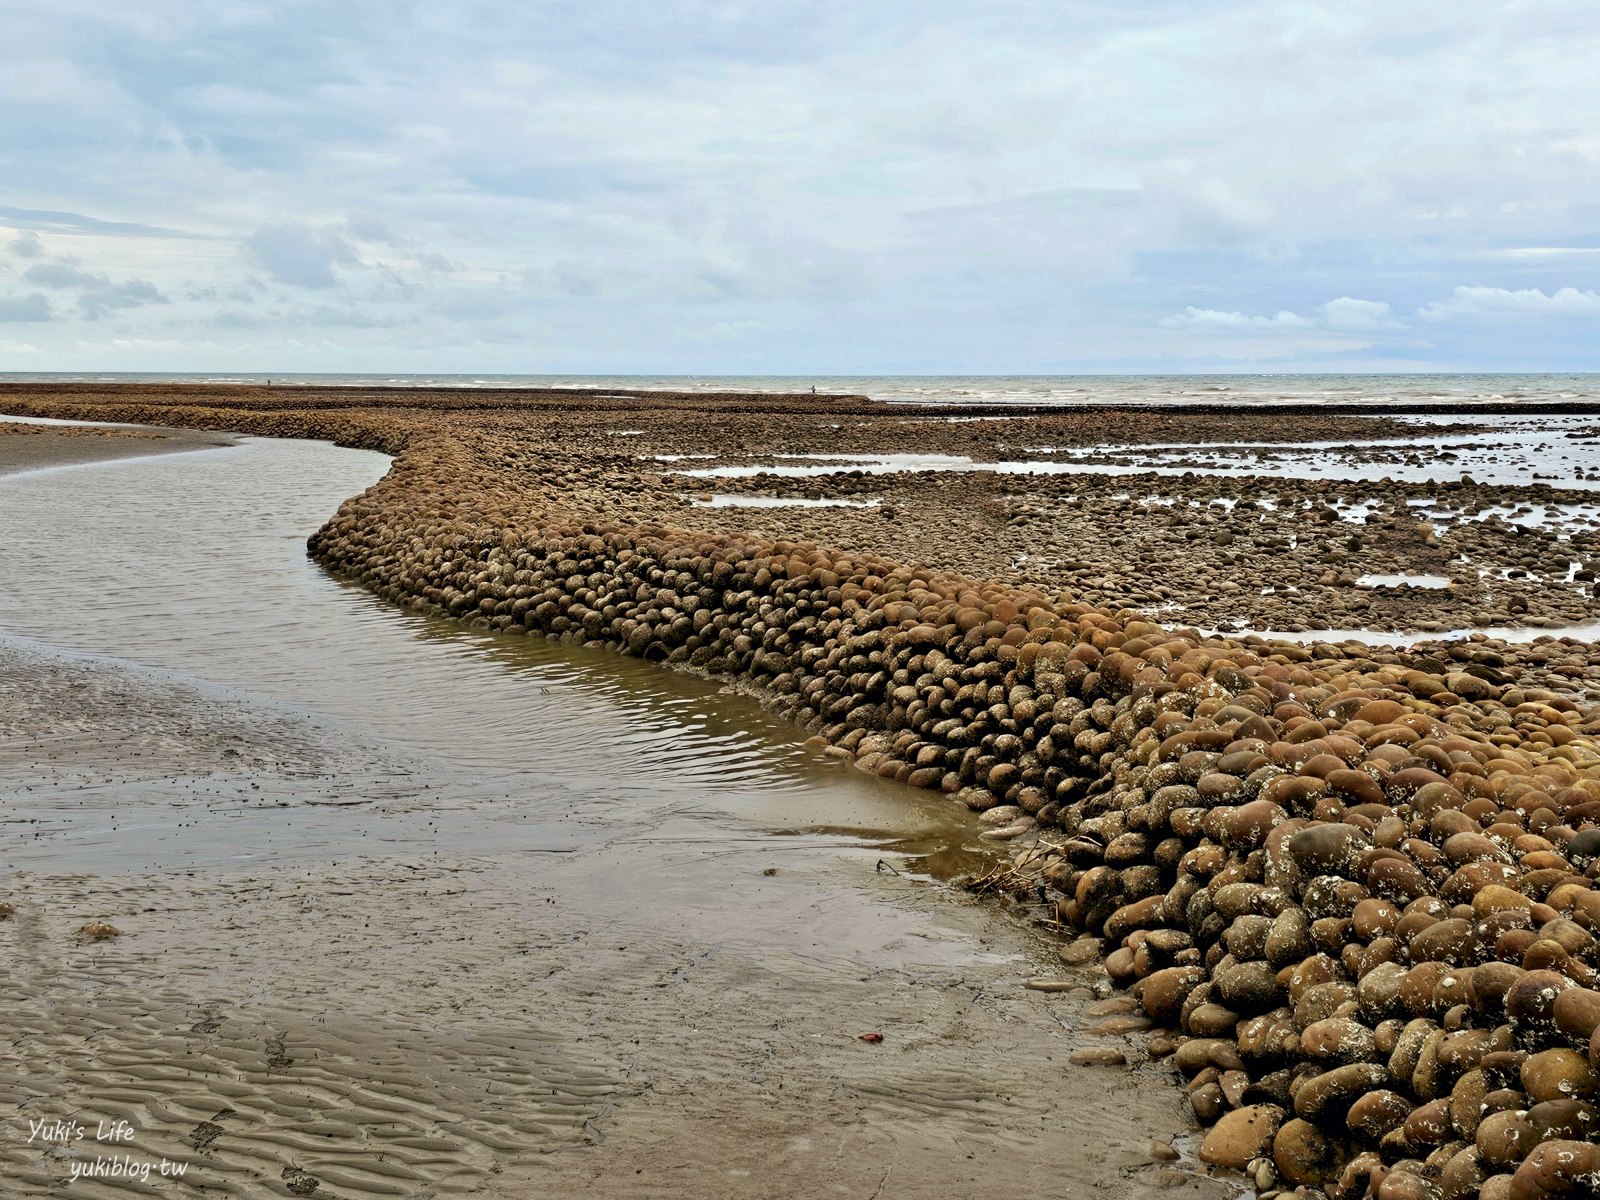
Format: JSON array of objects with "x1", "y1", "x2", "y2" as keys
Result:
[{"x1": 3, "y1": 0, "x2": 1600, "y2": 375}]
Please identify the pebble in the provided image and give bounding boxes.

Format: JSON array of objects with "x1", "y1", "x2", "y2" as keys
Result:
[
  {"x1": 1091, "y1": 1015, "x2": 1152, "y2": 1035},
  {"x1": 1199, "y1": 1104, "x2": 1283, "y2": 1170},
  {"x1": 1069, "y1": 1047, "x2": 1127, "y2": 1067},
  {"x1": 1059, "y1": 937, "x2": 1104, "y2": 965}
]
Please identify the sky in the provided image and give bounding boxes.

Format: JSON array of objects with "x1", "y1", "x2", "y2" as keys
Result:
[{"x1": 3, "y1": 0, "x2": 1600, "y2": 375}]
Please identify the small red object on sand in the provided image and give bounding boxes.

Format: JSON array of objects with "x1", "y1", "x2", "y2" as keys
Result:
[{"x1": 858, "y1": 1032, "x2": 884, "y2": 1043}]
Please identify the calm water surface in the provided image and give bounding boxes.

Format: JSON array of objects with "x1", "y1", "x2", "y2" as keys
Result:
[{"x1": 0, "y1": 437, "x2": 968, "y2": 870}]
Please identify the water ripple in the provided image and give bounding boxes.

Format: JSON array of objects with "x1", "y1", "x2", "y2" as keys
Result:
[{"x1": 0, "y1": 436, "x2": 916, "y2": 816}]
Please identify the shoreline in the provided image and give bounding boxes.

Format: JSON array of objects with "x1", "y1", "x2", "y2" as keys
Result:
[
  {"x1": 0, "y1": 418, "x2": 234, "y2": 477},
  {"x1": 5, "y1": 376, "x2": 1600, "y2": 417},
  {"x1": 7, "y1": 383, "x2": 1600, "y2": 1198}
]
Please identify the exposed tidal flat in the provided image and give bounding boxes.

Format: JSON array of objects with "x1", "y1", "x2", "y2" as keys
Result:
[
  {"x1": 6, "y1": 384, "x2": 1600, "y2": 1198},
  {"x1": 0, "y1": 404, "x2": 1221, "y2": 1199}
]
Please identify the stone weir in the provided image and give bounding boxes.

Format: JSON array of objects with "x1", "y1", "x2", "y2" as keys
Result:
[{"x1": 7, "y1": 383, "x2": 1600, "y2": 1200}]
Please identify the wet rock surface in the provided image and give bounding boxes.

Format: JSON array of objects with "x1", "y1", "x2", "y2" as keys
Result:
[{"x1": 8, "y1": 382, "x2": 1600, "y2": 1198}]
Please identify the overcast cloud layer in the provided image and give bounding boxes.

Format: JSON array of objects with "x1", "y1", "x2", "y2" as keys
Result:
[{"x1": 3, "y1": 0, "x2": 1599, "y2": 374}]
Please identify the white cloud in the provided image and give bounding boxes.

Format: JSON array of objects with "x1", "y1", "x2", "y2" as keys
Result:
[
  {"x1": 1473, "y1": 247, "x2": 1600, "y2": 262},
  {"x1": 1160, "y1": 296, "x2": 1398, "y2": 333},
  {"x1": 1418, "y1": 285, "x2": 1600, "y2": 320},
  {"x1": 0, "y1": 56, "x2": 134, "y2": 116},
  {"x1": 78, "y1": 280, "x2": 167, "y2": 320},
  {"x1": 23, "y1": 262, "x2": 106, "y2": 289},
  {"x1": 1320, "y1": 297, "x2": 1396, "y2": 330},
  {"x1": 8, "y1": 230, "x2": 44, "y2": 258},
  {"x1": 0, "y1": 293, "x2": 54, "y2": 322},
  {"x1": 243, "y1": 224, "x2": 362, "y2": 289},
  {"x1": 1153, "y1": 294, "x2": 1408, "y2": 362},
  {"x1": 6, "y1": 1, "x2": 1600, "y2": 369},
  {"x1": 1159, "y1": 307, "x2": 1314, "y2": 330},
  {"x1": 20, "y1": 261, "x2": 167, "y2": 319},
  {"x1": 1551, "y1": 134, "x2": 1600, "y2": 163}
]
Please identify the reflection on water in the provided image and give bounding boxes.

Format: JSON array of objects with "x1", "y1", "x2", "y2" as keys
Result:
[
  {"x1": 0, "y1": 435, "x2": 976, "y2": 867},
  {"x1": 1355, "y1": 573, "x2": 1452, "y2": 589},
  {"x1": 678, "y1": 416, "x2": 1600, "y2": 491}
]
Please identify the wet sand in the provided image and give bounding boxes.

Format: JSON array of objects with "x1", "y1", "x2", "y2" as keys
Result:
[
  {"x1": 0, "y1": 636, "x2": 1226, "y2": 1199},
  {"x1": 0, "y1": 418, "x2": 232, "y2": 476},
  {"x1": 0, "y1": 434, "x2": 1230, "y2": 1199}
]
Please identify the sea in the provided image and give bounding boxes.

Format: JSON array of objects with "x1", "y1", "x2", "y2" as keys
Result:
[{"x1": 2, "y1": 372, "x2": 1599, "y2": 407}]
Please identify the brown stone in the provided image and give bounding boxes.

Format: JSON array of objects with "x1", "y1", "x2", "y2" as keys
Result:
[
  {"x1": 1507, "y1": 970, "x2": 1577, "y2": 1034},
  {"x1": 1301, "y1": 1017, "x2": 1379, "y2": 1064},
  {"x1": 1347, "y1": 1089, "x2": 1415, "y2": 1141},
  {"x1": 1521, "y1": 1048, "x2": 1597, "y2": 1104},
  {"x1": 1514, "y1": 1139, "x2": 1600, "y2": 1196},
  {"x1": 1273, "y1": 1116, "x2": 1343, "y2": 1187},
  {"x1": 1199, "y1": 1103, "x2": 1284, "y2": 1170},
  {"x1": 1476, "y1": 1109, "x2": 1537, "y2": 1170},
  {"x1": 1140, "y1": 965, "x2": 1205, "y2": 1026},
  {"x1": 1296, "y1": 1062, "x2": 1391, "y2": 1124}
]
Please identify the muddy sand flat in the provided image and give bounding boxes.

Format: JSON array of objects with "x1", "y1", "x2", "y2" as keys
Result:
[
  {"x1": 0, "y1": 637, "x2": 1226, "y2": 1199},
  {"x1": 0, "y1": 419, "x2": 232, "y2": 476}
]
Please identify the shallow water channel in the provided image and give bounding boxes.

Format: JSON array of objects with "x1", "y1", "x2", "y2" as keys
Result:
[{"x1": 0, "y1": 434, "x2": 974, "y2": 871}]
